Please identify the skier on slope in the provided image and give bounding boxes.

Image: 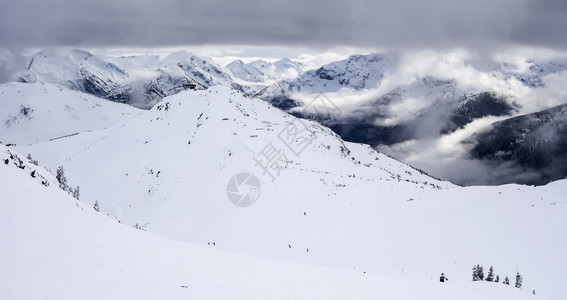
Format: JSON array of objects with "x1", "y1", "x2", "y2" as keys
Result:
[{"x1": 440, "y1": 273, "x2": 448, "y2": 282}]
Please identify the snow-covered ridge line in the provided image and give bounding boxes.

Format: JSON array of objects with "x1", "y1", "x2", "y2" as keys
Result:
[{"x1": 12, "y1": 49, "x2": 245, "y2": 109}]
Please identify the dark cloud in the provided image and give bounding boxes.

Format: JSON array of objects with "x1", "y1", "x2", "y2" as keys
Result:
[
  {"x1": 511, "y1": 0, "x2": 567, "y2": 48},
  {"x1": 1, "y1": 0, "x2": 566, "y2": 50}
]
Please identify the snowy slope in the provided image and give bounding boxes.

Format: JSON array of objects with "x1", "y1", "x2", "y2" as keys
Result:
[
  {"x1": 13, "y1": 85, "x2": 567, "y2": 299},
  {"x1": 0, "y1": 82, "x2": 139, "y2": 145},
  {"x1": 0, "y1": 144, "x2": 544, "y2": 300}
]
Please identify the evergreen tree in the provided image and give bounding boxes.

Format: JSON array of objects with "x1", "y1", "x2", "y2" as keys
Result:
[
  {"x1": 472, "y1": 264, "x2": 484, "y2": 281},
  {"x1": 27, "y1": 154, "x2": 38, "y2": 165},
  {"x1": 515, "y1": 272, "x2": 522, "y2": 289},
  {"x1": 71, "y1": 186, "x2": 80, "y2": 200},
  {"x1": 56, "y1": 166, "x2": 68, "y2": 191},
  {"x1": 93, "y1": 200, "x2": 100, "y2": 212},
  {"x1": 503, "y1": 276, "x2": 510, "y2": 285},
  {"x1": 495, "y1": 275, "x2": 500, "y2": 283},
  {"x1": 486, "y1": 266, "x2": 494, "y2": 282},
  {"x1": 472, "y1": 265, "x2": 480, "y2": 281}
]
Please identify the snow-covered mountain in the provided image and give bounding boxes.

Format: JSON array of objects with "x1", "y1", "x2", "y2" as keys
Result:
[
  {"x1": 255, "y1": 53, "x2": 394, "y2": 100},
  {"x1": 2, "y1": 84, "x2": 565, "y2": 299},
  {"x1": 256, "y1": 53, "x2": 566, "y2": 129},
  {"x1": 502, "y1": 60, "x2": 567, "y2": 88},
  {"x1": 17, "y1": 49, "x2": 128, "y2": 96},
  {"x1": 254, "y1": 52, "x2": 567, "y2": 120},
  {"x1": 226, "y1": 57, "x2": 305, "y2": 84},
  {"x1": 18, "y1": 84, "x2": 444, "y2": 229},
  {"x1": 14, "y1": 49, "x2": 243, "y2": 108}
]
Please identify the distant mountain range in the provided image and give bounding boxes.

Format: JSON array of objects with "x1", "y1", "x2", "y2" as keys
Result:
[
  {"x1": 254, "y1": 53, "x2": 567, "y2": 185},
  {"x1": 3, "y1": 49, "x2": 567, "y2": 185},
  {"x1": 16, "y1": 49, "x2": 244, "y2": 108},
  {"x1": 12, "y1": 49, "x2": 308, "y2": 109},
  {"x1": 256, "y1": 57, "x2": 519, "y2": 146}
]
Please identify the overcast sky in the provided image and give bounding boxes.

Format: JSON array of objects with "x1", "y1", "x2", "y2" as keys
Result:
[{"x1": 1, "y1": 0, "x2": 566, "y2": 52}]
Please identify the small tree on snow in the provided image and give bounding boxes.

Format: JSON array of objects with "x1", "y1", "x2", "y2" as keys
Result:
[
  {"x1": 486, "y1": 266, "x2": 495, "y2": 282},
  {"x1": 56, "y1": 166, "x2": 68, "y2": 191},
  {"x1": 515, "y1": 272, "x2": 522, "y2": 289},
  {"x1": 495, "y1": 275, "x2": 500, "y2": 283},
  {"x1": 472, "y1": 265, "x2": 479, "y2": 281},
  {"x1": 93, "y1": 200, "x2": 100, "y2": 212},
  {"x1": 472, "y1": 264, "x2": 484, "y2": 281},
  {"x1": 26, "y1": 154, "x2": 38, "y2": 165},
  {"x1": 503, "y1": 276, "x2": 510, "y2": 285},
  {"x1": 71, "y1": 185, "x2": 80, "y2": 200}
]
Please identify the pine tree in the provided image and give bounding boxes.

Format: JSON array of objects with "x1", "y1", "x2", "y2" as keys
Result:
[
  {"x1": 503, "y1": 276, "x2": 510, "y2": 285},
  {"x1": 93, "y1": 200, "x2": 100, "y2": 212},
  {"x1": 56, "y1": 166, "x2": 68, "y2": 191},
  {"x1": 515, "y1": 272, "x2": 522, "y2": 289},
  {"x1": 472, "y1": 265, "x2": 480, "y2": 281},
  {"x1": 71, "y1": 185, "x2": 80, "y2": 200},
  {"x1": 495, "y1": 275, "x2": 500, "y2": 283},
  {"x1": 472, "y1": 264, "x2": 484, "y2": 281},
  {"x1": 486, "y1": 266, "x2": 494, "y2": 282},
  {"x1": 27, "y1": 154, "x2": 38, "y2": 165}
]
